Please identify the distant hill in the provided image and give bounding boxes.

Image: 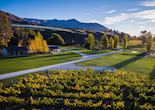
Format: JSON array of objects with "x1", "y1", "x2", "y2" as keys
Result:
[
  {"x1": 24, "y1": 18, "x2": 108, "y2": 32},
  {"x1": 0, "y1": 10, "x2": 108, "y2": 32},
  {"x1": 1, "y1": 10, "x2": 130, "y2": 45},
  {"x1": 0, "y1": 10, "x2": 36, "y2": 25},
  {"x1": 12, "y1": 24, "x2": 104, "y2": 45}
]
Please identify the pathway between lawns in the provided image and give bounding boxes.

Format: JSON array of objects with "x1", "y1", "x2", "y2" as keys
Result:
[{"x1": 0, "y1": 50, "x2": 123, "y2": 80}]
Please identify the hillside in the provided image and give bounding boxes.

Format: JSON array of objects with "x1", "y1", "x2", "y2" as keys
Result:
[
  {"x1": 0, "y1": 10, "x2": 35, "y2": 25},
  {"x1": 24, "y1": 18, "x2": 108, "y2": 32},
  {"x1": 0, "y1": 10, "x2": 108, "y2": 32},
  {"x1": 12, "y1": 24, "x2": 103, "y2": 44},
  {"x1": 1, "y1": 10, "x2": 130, "y2": 44}
]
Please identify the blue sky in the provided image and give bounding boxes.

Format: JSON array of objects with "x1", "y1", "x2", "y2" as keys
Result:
[{"x1": 0, "y1": 0, "x2": 155, "y2": 36}]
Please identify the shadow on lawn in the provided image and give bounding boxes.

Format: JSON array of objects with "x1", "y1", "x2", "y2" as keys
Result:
[
  {"x1": 112, "y1": 52, "x2": 146, "y2": 69},
  {"x1": 22, "y1": 52, "x2": 76, "y2": 60},
  {"x1": 0, "y1": 52, "x2": 76, "y2": 60},
  {"x1": 150, "y1": 67, "x2": 155, "y2": 79},
  {"x1": 128, "y1": 44, "x2": 143, "y2": 49}
]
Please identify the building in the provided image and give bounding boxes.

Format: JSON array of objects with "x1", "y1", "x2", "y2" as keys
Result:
[
  {"x1": 48, "y1": 45, "x2": 60, "y2": 54},
  {"x1": 2, "y1": 47, "x2": 28, "y2": 57}
]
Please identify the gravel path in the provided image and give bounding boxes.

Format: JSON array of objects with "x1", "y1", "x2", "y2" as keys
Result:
[{"x1": 0, "y1": 50, "x2": 123, "y2": 80}]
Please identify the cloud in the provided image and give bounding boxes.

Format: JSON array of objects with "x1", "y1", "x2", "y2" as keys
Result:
[
  {"x1": 141, "y1": 0, "x2": 155, "y2": 7},
  {"x1": 127, "y1": 8, "x2": 139, "y2": 12},
  {"x1": 103, "y1": 9, "x2": 155, "y2": 25},
  {"x1": 135, "y1": 10, "x2": 155, "y2": 21},
  {"x1": 107, "y1": 10, "x2": 116, "y2": 14},
  {"x1": 103, "y1": 13, "x2": 131, "y2": 24}
]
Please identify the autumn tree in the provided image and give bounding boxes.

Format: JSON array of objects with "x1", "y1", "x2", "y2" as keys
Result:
[
  {"x1": 29, "y1": 31, "x2": 49, "y2": 53},
  {"x1": 101, "y1": 34, "x2": 108, "y2": 49},
  {"x1": 114, "y1": 34, "x2": 119, "y2": 49},
  {"x1": 0, "y1": 13, "x2": 12, "y2": 47},
  {"x1": 48, "y1": 33, "x2": 65, "y2": 45},
  {"x1": 87, "y1": 33, "x2": 95, "y2": 49},
  {"x1": 122, "y1": 34, "x2": 128, "y2": 49},
  {"x1": 109, "y1": 37, "x2": 114, "y2": 49}
]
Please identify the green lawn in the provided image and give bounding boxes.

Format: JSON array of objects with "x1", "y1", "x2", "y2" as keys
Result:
[
  {"x1": 60, "y1": 45, "x2": 114, "y2": 55},
  {"x1": 78, "y1": 51, "x2": 155, "y2": 77},
  {"x1": 77, "y1": 49, "x2": 114, "y2": 55},
  {"x1": 128, "y1": 40, "x2": 155, "y2": 52},
  {"x1": 0, "y1": 52, "x2": 81, "y2": 74}
]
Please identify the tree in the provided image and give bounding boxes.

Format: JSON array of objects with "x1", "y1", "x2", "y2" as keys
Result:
[
  {"x1": 87, "y1": 33, "x2": 95, "y2": 49},
  {"x1": 114, "y1": 35, "x2": 119, "y2": 49},
  {"x1": 84, "y1": 37, "x2": 89, "y2": 48},
  {"x1": 122, "y1": 34, "x2": 128, "y2": 49},
  {"x1": 29, "y1": 32, "x2": 49, "y2": 53},
  {"x1": 145, "y1": 32, "x2": 153, "y2": 53},
  {"x1": 153, "y1": 37, "x2": 155, "y2": 42},
  {"x1": 94, "y1": 40, "x2": 99, "y2": 50},
  {"x1": 141, "y1": 30, "x2": 147, "y2": 46},
  {"x1": 48, "y1": 33, "x2": 65, "y2": 45},
  {"x1": 0, "y1": 13, "x2": 12, "y2": 47},
  {"x1": 101, "y1": 34, "x2": 108, "y2": 49},
  {"x1": 14, "y1": 27, "x2": 29, "y2": 47},
  {"x1": 109, "y1": 37, "x2": 114, "y2": 49},
  {"x1": 10, "y1": 28, "x2": 36, "y2": 47}
]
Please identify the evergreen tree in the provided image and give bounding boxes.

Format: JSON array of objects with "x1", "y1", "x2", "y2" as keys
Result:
[
  {"x1": 87, "y1": 33, "x2": 95, "y2": 49},
  {"x1": 95, "y1": 40, "x2": 99, "y2": 50},
  {"x1": 114, "y1": 34, "x2": 119, "y2": 49},
  {"x1": 101, "y1": 34, "x2": 108, "y2": 49},
  {"x1": 48, "y1": 33, "x2": 65, "y2": 45},
  {"x1": 109, "y1": 37, "x2": 114, "y2": 49},
  {"x1": 14, "y1": 27, "x2": 29, "y2": 47},
  {"x1": 84, "y1": 37, "x2": 89, "y2": 48},
  {"x1": 0, "y1": 13, "x2": 12, "y2": 47}
]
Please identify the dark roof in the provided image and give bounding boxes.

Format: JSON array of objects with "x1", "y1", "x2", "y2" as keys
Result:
[
  {"x1": 48, "y1": 45, "x2": 60, "y2": 49},
  {"x1": 5, "y1": 47, "x2": 28, "y2": 51}
]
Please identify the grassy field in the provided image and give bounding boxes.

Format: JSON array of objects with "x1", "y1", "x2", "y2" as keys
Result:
[
  {"x1": 78, "y1": 51, "x2": 155, "y2": 77},
  {"x1": 128, "y1": 40, "x2": 155, "y2": 52},
  {"x1": 61, "y1": 45, "x2": 114, "y2": 55},
  {"x1": 76, "y1": 49, "x2": 114, "y2": 55},
  {"x1": 0, "y1": 52, "x2": 81, "y2": 74}
]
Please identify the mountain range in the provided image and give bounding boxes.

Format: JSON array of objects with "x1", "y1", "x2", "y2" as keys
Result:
[
  {"x1": 24, "y1": 18, "x2": 108, "y2": 32},
  {"x1": 0, "y1": 10, "x2": 130, "y2": 45},
  {"x1": 0, "y1": 10, "x2": 108, "y2": 32}
]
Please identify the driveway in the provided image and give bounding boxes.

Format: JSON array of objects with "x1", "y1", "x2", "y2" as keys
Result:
[{"x1": 0, "y1": 50, "x2": 123, "y2": 80}]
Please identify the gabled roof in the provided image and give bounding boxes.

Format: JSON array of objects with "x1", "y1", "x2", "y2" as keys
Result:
[
  {"x1": 48, "y1": 45, "x2": 60, "y2": 49},
  {"x1": 5, "y1": 46, "x2": 28, "y2": 51}
]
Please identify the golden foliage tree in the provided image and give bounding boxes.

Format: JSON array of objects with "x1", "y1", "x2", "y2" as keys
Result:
[
  {"x1": 87, "y1": 33, "x2": 95, "y2": 50},
  {"x1": 29, "y1": 32, "x2": 49, "y2": 53},
  {"x1": 109, "y1": 37, "x2": 114, "y2": 49},
  {"x1": 122, "y1": 34, "x2": 128, "y2": 49},
  {"x1": 0, "y1": 13, "x2": 12, "y2": 47}
]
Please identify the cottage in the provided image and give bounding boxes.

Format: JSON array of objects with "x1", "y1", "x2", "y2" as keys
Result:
[
  {"x1": 48, "y1": 45, "x2": 60, "y2": 54},
  {"x1": 2, "y1": 47, "x2": 28, "y2": 57}
]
